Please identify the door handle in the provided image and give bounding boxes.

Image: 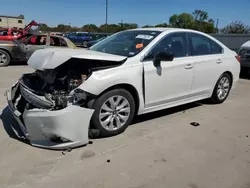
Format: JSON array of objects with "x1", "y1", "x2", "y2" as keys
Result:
[
  {"x1": 185, "y1": 64, "x2": 193, "y2": 69},
  {"x1": 216, "y1": 59, "x2": 222, "y2": 64}
]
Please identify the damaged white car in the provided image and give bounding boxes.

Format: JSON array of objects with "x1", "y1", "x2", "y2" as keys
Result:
[{"x1": 6, "y1": 28, "x2": 240, "y2": 149}]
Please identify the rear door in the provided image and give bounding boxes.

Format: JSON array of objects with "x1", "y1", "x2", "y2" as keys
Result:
[
  {"x1": 47, "y1": 36, "x2": 68, "y2": 49},
  {"x1": 187, "y1": 32, "x2": 226, "y2": 97}
]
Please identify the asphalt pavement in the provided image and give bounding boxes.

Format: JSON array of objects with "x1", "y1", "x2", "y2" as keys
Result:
[{"x1": 0, "y1": 65, "x2": 250, "y2": 188}]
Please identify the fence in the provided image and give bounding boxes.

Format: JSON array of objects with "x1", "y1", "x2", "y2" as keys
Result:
[{"x1": 210, "y1": 34, "x2": 250, "y2": 52}]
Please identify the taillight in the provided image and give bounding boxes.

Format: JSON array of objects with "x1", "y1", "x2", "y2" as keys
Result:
[{"x1": 235, "y1": 55, "x2": 241, "y2": 63}]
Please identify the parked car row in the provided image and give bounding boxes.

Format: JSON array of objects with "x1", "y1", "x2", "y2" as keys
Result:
[
  {"x1": 0, "y1": 29, "x2": 110, "y2": 67},
  {"x1": 64, "y1": 32, "x2": 110, "y2": 47}
]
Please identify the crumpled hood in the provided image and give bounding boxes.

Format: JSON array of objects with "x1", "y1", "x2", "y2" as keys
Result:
[{"x1": 27, "y1": 48, "x2": 127, "y2": 70}]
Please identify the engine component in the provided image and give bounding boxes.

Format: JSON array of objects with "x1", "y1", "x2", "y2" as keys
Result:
[
  {"x1": 72, "y1": 89, "x2": 87, "y2": 105},
  {"x1": 68, "y1": 78, "x2": 82, "y2": 91},
  {"x1": 51, "y1": 91, "x2": 68, "y2": 110}
]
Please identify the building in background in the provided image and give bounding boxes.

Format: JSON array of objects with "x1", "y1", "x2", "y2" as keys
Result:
[{"x1": 0, "y1": 15, "x2": 25, "y2": 29}]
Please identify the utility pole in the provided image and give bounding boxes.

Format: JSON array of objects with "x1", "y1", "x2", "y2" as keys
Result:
[
  {"x1": 105, "y1": 0, "x2": 108, "y2": 35},
  {"x1": 216, "y1": 19, "x2": 219, "y2": 33},
  {"x1": 120, "y1": 20, "x2": 123, "y2": 30}
]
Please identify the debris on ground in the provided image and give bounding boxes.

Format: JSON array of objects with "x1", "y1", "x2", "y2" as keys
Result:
[
  {"x1": 89, "y1": 141, "x2": 93, "y2": 144},
  {"x1": 107, "y1": 159, "x2": 110, "y2": 163},
  {"x1": 89, "y1": 129, "x2": 100, "y2": 138},
  {"x1": 190, "y1": 122, "x2": 200, "y2": 127},
  {"x1": 62, "y1": 148, "x2": 72, "y2": 155},
  {"x1": 246, "y1": 135, "x2": 249, "y2": 138}
]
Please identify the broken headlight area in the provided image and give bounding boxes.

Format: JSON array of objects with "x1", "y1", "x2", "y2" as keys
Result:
[{"x1": 18, "y1": 69, "x2": 94, "y2": 111}]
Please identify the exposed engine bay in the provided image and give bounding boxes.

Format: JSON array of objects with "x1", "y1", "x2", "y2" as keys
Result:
[{"x1": 17, "y1": 58, "x2": 125, "y2": 111}]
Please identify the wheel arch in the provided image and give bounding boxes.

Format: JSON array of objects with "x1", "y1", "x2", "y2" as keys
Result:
[
  {"x1": 223, "y1": 71, "x2": 233, "y2": 86},
  {"x1": 0, "y1": 48, "x2": 12, "y2": 59},
  {"x1": 97, "y1": 83, "x2": 140, "y2": 115}
]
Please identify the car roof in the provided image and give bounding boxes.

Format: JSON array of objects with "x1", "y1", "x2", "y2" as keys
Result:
[
  {"x1": 129, "y1": 27, "x2": 205, "y2": 34},
  {"x1": 30, "y1": 33, "x2": 66, "y2": 39}
]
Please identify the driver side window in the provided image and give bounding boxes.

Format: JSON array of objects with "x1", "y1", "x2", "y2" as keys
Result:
[{"x1": 145, "y1": 32, "x2": 188, "y2": 61}]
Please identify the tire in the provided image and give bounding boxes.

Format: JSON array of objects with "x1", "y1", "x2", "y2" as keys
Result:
[
  {"x1": 0, "y1": 49, "x2": 11, "y2": 67},
  {"x1": 90, "y1": 89, "x2": 136, "y2": 137},
  {"x1": 210, "y1": 73, "x2": 232, "y2": 104}
]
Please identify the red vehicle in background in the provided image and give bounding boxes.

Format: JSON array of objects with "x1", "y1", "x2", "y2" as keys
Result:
[{"x1": 0, "y1": 20, "x2": 39, "y2": 41}]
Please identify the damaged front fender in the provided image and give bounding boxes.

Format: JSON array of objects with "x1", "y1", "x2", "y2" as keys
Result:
[{"x1": 6, "y1": 83, "x2": 94, "y2": 150}]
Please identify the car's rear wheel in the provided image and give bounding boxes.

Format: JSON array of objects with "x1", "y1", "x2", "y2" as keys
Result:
[
  {"x1": 210, "y1": 73, "x2": 232, "y2": 104},
  {"x1": 91, "y1": 89, "x2": 135, "y2": 137},
  {"x1": 0, "y1": 49, "x2": 11, "y2": 67}
]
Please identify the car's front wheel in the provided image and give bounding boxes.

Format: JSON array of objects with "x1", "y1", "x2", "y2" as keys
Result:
[
  {"x1": 210, "y1": 73, "x2": 232, "y2": 104},
  {"x1": 91, "y1": 89, "x2": 136, "y2": 137},
  {"x1": 0, "y1": 49, "x2": 11, "y2": 67}
]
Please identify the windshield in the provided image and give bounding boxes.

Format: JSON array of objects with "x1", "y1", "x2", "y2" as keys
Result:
[{"x1": 90, "y1": 30, "x2": 161, "y2": 57}]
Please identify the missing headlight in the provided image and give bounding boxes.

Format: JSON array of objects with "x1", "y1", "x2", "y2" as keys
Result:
[{"x1": 72, "y1": 89, "x2": 87, "y2": 105}]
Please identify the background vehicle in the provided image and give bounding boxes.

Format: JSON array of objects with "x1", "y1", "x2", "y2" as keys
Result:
[
  {"x1": 51, "y1": 32, "x2": 64, "y2": 36},
  {"x1": 0, "y1": 33, "x2": 77, "y2": 67},
  {"x1": 65, "y1": 32, "x2": 92, "y2": 46},
  {"x1": 6, "y1": 28, "x2": 240, "y2": 149},
  {"x1": 82, "y1": 36, "x2": 107, "y2": 48},
  {"x1": 238, "y1": 40, "x2": 250, "y2": 74},
  {"x1": 0, "y1": 20, "x2": 39, "y2": 41}
]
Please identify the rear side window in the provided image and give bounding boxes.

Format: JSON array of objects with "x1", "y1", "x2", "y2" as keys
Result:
[
  {"x1": 189, "y1": 33, "x2": 223, "y2": 56},
  {"x1": 50, "y1": 36, "x2": 68, "y2": 47}
]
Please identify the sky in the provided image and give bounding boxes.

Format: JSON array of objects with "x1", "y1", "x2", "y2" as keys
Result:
[{"x1": 1, "y1": 0, "x2": 250, "y2": 28}]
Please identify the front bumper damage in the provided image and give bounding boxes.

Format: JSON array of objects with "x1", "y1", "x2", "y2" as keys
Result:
[{"x1": 6, "y1": 82, "x2": 94, "y2": 150}]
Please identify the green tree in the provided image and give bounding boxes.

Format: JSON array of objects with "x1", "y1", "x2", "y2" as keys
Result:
[
  {"x1": 82, "y1": 24, "x2": 99, "y2": 32},
  {"x1": 39, "y1": 23, "x2": 50, "y2": 31},
  {"x1": 221, "y1": 21, "x2": 250, "y2": 34},
  {"x1": 118, "y1": 23, "x2": 138, "y2": 30},
  {"x1": 193, "y1": 10, "x2": 208, "y2": 22},
  {"x1": 99, "y1": 24, "x2": 120, "y2": 33},
  {"x1": 142, "y1": 25, "x2": 154, "y2": 28},
  {"x1": 155, "y1": 23, "x2": 169, "y2": 27},
  {"x1": 191, "y1": 10, "x2": 216, "y2": 33},
  {"x1": 169, "y1": 13, "x2": 194, "y2": 29},
  {"x1": 168, "y1": 10, "x2": 216, "y2": 33}
]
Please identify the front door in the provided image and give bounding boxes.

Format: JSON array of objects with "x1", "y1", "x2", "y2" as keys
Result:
[
  {"x1": 24, "y1": 34, "x2": 49, "y2": 59},
  {"x1": 143, "y1": 32, "x2": 195, "y2": 108}
]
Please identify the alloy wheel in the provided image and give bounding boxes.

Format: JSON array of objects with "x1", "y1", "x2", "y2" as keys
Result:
[
  {"x1": 0, "y1": 52, "x2": 8, "y2": 65},
  {"x1": 99, "y1": 95, "x2": 131, "y2": 131},
  {"x1": 217, "y1": 76, "x2": 230, "y2": 100}
]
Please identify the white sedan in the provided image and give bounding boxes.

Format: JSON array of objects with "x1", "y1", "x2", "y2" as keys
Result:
[{"x1": 6, "y1": 28, "x2": 241, "y2": 149}]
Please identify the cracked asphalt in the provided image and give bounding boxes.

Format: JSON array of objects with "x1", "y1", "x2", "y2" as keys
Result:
[{"x1": 0, "y1": 65, "x2": 250, "y2": 188}]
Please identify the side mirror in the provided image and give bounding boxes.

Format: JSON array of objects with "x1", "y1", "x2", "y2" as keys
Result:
[
  {"x1": 155, "y1": 51, "x2": 174, "y2": 61},
  {"x1": 153, "y1": 51, "x2": 174, "y2": 67}
]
